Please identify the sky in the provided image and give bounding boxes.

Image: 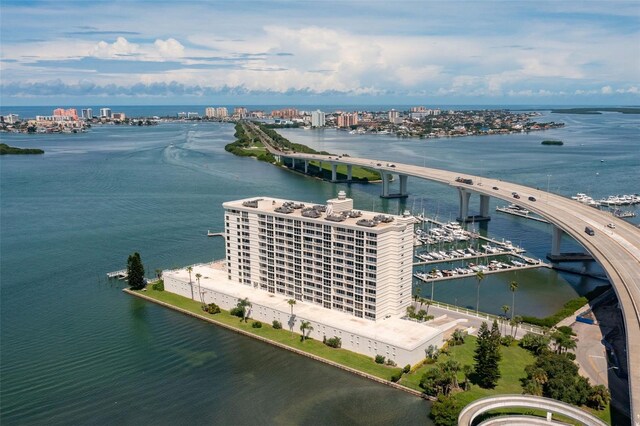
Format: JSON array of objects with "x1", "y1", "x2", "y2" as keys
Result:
[{"x1": 1, "y1": 0, "x2": 639, "y2": 106}]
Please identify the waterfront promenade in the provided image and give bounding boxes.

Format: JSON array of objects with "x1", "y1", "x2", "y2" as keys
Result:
[{"x1": 250, "y1": 122, "x2": 640, "y2": 421}]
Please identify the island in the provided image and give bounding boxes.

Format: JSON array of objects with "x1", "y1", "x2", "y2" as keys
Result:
[
  {"x1": 550, "y1": 107, "x2": 640, "y2": 115},
  {"x1": 225, "y1": 122, "x2": 380, "y2": 182},
  {"x1": 541, "y1": 140, "x2": 564, "y2": 146},
  {"x1": 0, "y1": 143, "x2": 44, "y2": 155}
]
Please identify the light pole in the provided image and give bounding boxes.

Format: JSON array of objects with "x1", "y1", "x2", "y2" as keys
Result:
[{"x1": 546, "y1": 174, "x2": 551, "y2": 203}]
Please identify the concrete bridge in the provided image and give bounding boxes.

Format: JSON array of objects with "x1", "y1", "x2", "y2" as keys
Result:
[
  {"x1": 247, "y1": 121, "x2": 640, "y2": 420},
  {"x1": 458, "y1": 394, "x2": 608, "y2": 425}
]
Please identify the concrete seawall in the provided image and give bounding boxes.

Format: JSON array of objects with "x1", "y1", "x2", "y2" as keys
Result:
[{"x1": 123, "y1": 288, "x2": 433, "y2": 401}]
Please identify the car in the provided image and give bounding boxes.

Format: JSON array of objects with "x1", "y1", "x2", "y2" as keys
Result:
[
  {"x1": 607, "y1": 223, "x2": 616, "y2": 229},
  {"x1": 376, "y1": 163, "x2": 381, "y2": 166},
  {"x1": 585, "y1": 226, "x2": 595, "y2": 236},
  {"x1": 513, "y1": 193, "x2": 520, "y2": 199},
  {"x1": 492, "y1": 186, "x2": 499, "y2": 190},
  {"x1": 528, "y1": 196, "x2": 536, "y2": 202}
]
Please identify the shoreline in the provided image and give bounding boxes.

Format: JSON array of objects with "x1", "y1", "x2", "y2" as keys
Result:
[{"x1": 122, "y1": 288, "x2": 433, "y2": 402}]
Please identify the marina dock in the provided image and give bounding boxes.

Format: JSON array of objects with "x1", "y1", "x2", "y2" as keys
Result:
[
  {"x1": 495, "y1": 205, "x2": 549, "y2": 223},
  {"x1": 207, "y1": 231, "x2": 225, "y2": 237},
  {"x1": 107, "y1": 269, "x2": 128, "y2": 280}
]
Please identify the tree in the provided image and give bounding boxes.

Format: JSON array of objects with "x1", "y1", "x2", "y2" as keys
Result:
[
  {"x1": 509, "y1": 280, "x2": 519, "y2": 319},
  {"x1": 501, "y1": 305, "x2": 510, "y2": 335},
  {"x1": 552, "y1": 330, "x2": 577, "y2": 354},
  {"x1": 300, "y1": 320, "x2": 313, "y2": 341},
  {"x1": 287, "y1": 298, "x2": 296, "y2": 316},
  {"x1": 473, "y1": 320, "x2": 501, "y2": 388},
  {"x1": 511, "y1": 315, "x2": 522, "y2": 338},
  {"x1": 519, "y1": 333, "x2": 550, "y2": 355},
  {"x1": 126, "y1": 252, "x2": 145, "y2": 290},
  {"x1": 414, "y1": 287, "x2": 421, "y2": 304},
  {"x1": 587, "y1": 384, "x2": 611, "y2": 410},
  {"x1": 429, "y1": 395, "x2": 462, "y2": 426},
  {"x1": 462, "y1": 365, "x2": 473, "y2": 391},
  {"x1": 186, "y1": 266, "x2": 194, "y2": 299},
  {"x1": 237, "y1": 297, "x2": 252, "y2": 322},
  {"x1": 155, "y1": 268, "x2": 163, "y2": 279},
  {"x1": 195, "y1": 273, "x2": 203, "y2": 304},
  {"x1": 475, "y1": 270, "x2": 485, "y2": 314},
  {"x1": 522, "y1": 352, "x2": 591, "y2": 405},
  {"x1": 424, "y1": 299, "x2": 433, "y2": 316}
]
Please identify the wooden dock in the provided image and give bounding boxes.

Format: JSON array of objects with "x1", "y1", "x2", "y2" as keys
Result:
[{"x1": 107, "y1": 269, "x2": 128, "y2": 280}]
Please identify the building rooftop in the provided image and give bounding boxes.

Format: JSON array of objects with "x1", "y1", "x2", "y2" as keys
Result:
[
  {"x1": 164, "y1": 262, "x2": 441, "y2": 351},
  {"x1": 223, "y1": 193, "x2": 414, "y2": 230}
]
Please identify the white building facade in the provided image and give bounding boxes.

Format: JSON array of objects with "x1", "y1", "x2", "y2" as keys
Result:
[
  {"x1": 311, "y1": 110, "x2": 326, "y2": 127},
  {"x1": 223, "y1": 193, "x2": 414, "y2": 321}
]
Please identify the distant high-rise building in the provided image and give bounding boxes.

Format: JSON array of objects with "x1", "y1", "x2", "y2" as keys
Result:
[
  {"x1": 53, "y1": 108, "x2": 78, "y2": 120},
  {"x1": 81, "y1": 108, "x2": 93, "y2": 119},
  {"x1": 100, "y1": 108, "x2": 112, "y2": 118},
  {"x1": 112, "y1": 112, "x2": 126, "y2": 120},
  {"x1": 311, "y1": 110, "x2": 325, "y2": 127},
  {"x1": 388, "y1": 109, "x2": 401, "y2": 124},
  {"x1": 205, "y1": 107, "x2": 215, "y2": 118},
  {"x1": 270, "y1": 108, "x2": 298, "y2": 119},
  {"x1": 177, "y1": 112, "x2": 187, "y2": 118},
  {"x1": 336, "y1": 112, "x2": 359, "y2": 128},
  {"x1": 2, "y1": 114, "x2": 19, "y2": 124},
  {"x1": 410, "y1": 106, "x2": 427, "y2": 113},
  {"x1": 233, "y1": 107, "x2": 247, "y2": 118},
  {"x1": 216, "y1": 107, "x2": 228, "y2": 118},
  {"x1": 187, "y1": 112, "x2": 199, "y2": 119}
]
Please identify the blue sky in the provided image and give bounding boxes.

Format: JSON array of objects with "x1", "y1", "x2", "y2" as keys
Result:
[{"x1": 1, "y1": 0, "x2": 639, "y2": 105}]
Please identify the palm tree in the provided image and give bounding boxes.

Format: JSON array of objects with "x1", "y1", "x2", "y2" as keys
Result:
[
  {"x1": 238, "y1": 297, "x2": 252, "y2": 322},
  {"x1": 287, "y1": 299, "x2": 296, "y2": 335},
  {"x1": 300, "y1": 320, "x2": 313, "y2": 341},
  {"x1": 195, "y1": 273, "x2": 203, "y2": 305},
  {"x1": 424, "y1": 299, "x2": 433, "y2": 316},
  {"x1": 430, "y1": 268, "x2": 437, "y2": 300},
  {"x1": 155, "y1": 268, "x2": 163, "y2": 280},
  {"x1": 187, "y1": 266, "x2": 194, "y2": 299},
  {"x1": 475, "y1": 270, "x2": 485, "y2": 315},
  {"x1": 511, "y1": 315, "x2": 523, "y2": 338},
  {"x1": 501, "y1": 305, "x2": 510, "y2": 335},
  {"x1": 414, "y1": 286, "x2": 421, "y2": 304},
  {"x1": 509, "y1": 281, "x2": 519, "y2": 320}
]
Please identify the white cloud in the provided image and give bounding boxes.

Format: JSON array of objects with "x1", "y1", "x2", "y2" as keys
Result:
[
  {"x1": 154, "y1": 38, "x2": 184, "y2": 59},
  {"x1": 601, "y1": 85, "x2": 613, "y2": 94},
  {"x1": 91, "y1": 37, "x2": 139, "y2": 58}
]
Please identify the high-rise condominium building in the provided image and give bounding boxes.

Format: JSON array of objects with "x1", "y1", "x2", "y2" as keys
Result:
[
  {"x1": 311, "y1": 110, "x2": 326, "y2": 127},
  {"x1": 223, "y1": 192, "x2": 414, "y2": 321},
  {"x1": 81, "y1": 108, "x2": 93, "y2": 119},
  {"x1": 336, "y1": 112, "x2": 359, "y2": 128},
  {"x1": 100, "y1": 108, "x2": 112, "y2": 118},
  {"x1": 205, "y1": 107, "x2": 215, "y2": 118}
]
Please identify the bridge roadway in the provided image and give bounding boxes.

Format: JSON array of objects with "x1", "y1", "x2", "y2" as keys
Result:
[
  {"x1": 248, "y1": 122, "x2": 640, "y2": 420},
  {"x1": 457, "y1": 394, "x2": 608, "y2": 425}
]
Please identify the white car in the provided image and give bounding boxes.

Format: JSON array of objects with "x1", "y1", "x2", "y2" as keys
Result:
[{"x1": 607, "y1": 223, "x2": 616, "y2": 229}]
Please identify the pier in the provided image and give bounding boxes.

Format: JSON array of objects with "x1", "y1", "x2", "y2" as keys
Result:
[
  {"x1": 496, "y1": 205, "x2": 549, "y2": 223},
  {"x1": 207, "y1": 231, "x2": 225, "y2": 238},
  {"x1": 107, "y1": 269, "x2": 128, "y2": 280},
  {"x1": 413, "y1": 261, "x2": 548, "y2": 284}
]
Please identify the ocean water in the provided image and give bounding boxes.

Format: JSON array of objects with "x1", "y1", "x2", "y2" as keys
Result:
[{"x1": 1, "y1": 110, "x2": 638, "y2": 424}]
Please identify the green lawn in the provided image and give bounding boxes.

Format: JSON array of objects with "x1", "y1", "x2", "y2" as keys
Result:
[
  {"x1": 134, "y1": 288, "x2": 401, "y2": 381},
  {"x1": 400, "y1": 336, "x2": 611, "y2": 424}
]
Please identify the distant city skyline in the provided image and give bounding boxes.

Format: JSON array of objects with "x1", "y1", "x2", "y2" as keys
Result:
[{"x1": 1, "y1": 1, "x2": 638, "y2": 105}]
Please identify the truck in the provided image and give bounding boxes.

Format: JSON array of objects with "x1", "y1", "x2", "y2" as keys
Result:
[{"x1": 455, "y1": 177, "x2": 473, "y2": 185}]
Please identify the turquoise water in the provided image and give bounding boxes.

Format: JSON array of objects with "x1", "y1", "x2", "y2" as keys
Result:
[{"x1": 1, "y1": 111, "x2": 638, "y2": 424}]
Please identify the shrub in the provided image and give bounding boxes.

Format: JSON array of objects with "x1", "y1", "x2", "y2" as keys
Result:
[
  {"x1": 152, "y1": 279, "x2": 164, "y2": 291},
  {"x1": 430, "y1": 395, "x2": 462, "y2": 426},
  {"x1": 375, "y1": 355, "x2": 386, "y2": 364},
  {"x1": 403, "y1": 364, "x2": 411, "y2": 374},
  {"x1": 390, "y1": 372, "x2": 402, "y2": 382},
  {"x1": 325, "y1": 336, "x2": 342, "y2": 348},
  {"x1": 501, "y1": 335, "x2": 516, "y2": 346},
  {"x1": 519, "y1": 332, "x2": 550, "y2": 355},
  {"x1": 230, "y1": 307, "x2": 244, "y2": 318},
  {"x1": 251, "y1": 321, "x2": 262, "y2": 328},
  {"x1": 202, "y1": 303, "x2": 221, "y2": 314},
  {"x1": 272, "y1": 320, "x2": 282, "y2": 329},
  {"x1": 556, "y1": 325, "x2": 575, "y2": 336}
]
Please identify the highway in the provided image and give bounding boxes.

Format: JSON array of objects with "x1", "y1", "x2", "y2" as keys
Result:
[{"x1": 248, "y1": 121, "x2": 640, "y2": 421}]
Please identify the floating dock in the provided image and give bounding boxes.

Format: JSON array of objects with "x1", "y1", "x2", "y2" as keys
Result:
[
  {"x1": 107, "y1": 269, "x2": 128, "y2": 280},
  {"x1": 496, "y1": 206, "x2": 548, "y2": 223}
]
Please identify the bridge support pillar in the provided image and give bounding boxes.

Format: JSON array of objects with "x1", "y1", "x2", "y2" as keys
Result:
[
  {"x1": 479, "y1": 195, "x2": 490, "y2": 217},
  {"x1": 304, "y1": 160, "x2": 308, "y2": 174},
  {"x1": 381, "y1": 172, "x2": 390, "y2": 197},
  {"x1": 546, "y1": 412, "x2": 552, "y2": 421},
  {"x1": 551, "y1": 225, "x2": 562, "y2": 256},
  {"x1": 399, "y1": 174, "x2": 408, "y2": 196},
  {"x1": 347, "y1": 165, "x2": 353, "y2": 181},
  {"x1": 457, "y1": 188, "x2": 471, "y2": 221},
  {"x1": 291, "y1": 158, "x2": 295, "y2": 168},
  {"x1": 331, "y1": 164, "x2": 338, "y2": 182}
]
